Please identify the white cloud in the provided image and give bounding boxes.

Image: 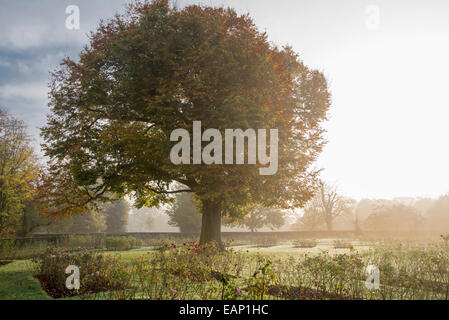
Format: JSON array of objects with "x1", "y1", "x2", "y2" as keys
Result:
[
  {"x1": 0, "y1": 0, "x2": 127, "y2": 50},
  {"x1": 0, "y1": 82, "x2": 48, "y2": 102},
  {"x1": 17, "y1": 61, "x2": 31, "y2": 74},
  {"x1": 0, "y1": 59, "x2": 11, "y2": 68}
]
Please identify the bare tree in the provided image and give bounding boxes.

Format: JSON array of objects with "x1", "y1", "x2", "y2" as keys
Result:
[{"x1": 305, "y1": 181, "x2": 354, "y2": 231}]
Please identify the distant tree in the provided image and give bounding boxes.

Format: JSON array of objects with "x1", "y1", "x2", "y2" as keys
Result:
[
  {"x1": 0, "y1": 108, "x2": 39, "y2": 237},
  {"x1": 354, "y1": 213, "x2": 361, "y2": 233},
  {"x1": 60, "y1": 210, "x2": 106, "y2": 234},
  {"x1": 19, "y1": 200, "x2": 54, "y2": 236},
  {"x1": 304, "y1": 181, "x2": 355, "y2": 231},
  {"x1": 292, "y1": 207, "x2": 326, "y2": 231},
  {"x1": 426, "y1": 194, "x2": 449, "y2": 233},
  {"x1": 167, "y1": 193, "x2": 202, "y2": 233},
  {"x1": 128, "y1": 209, "x2": 155, "y2": 232},
  {"x1": 363, "y1": 204, "x2": 425, "y2": 233},
  {"x1": 104, "y1": 200, "x2": 130, "y2": 233},
  {"x1": 355, "y1": 199, "x2": 399, "y2": 224},
  {"x1": 413, "y1": 197, "x2": 434, "y2": 216},
  {"x1": 145, "y1": 216, "x2": 154, "y2": 230},
  {"x1": 229, "y1": 205, "x2": 285, "y2": 232},
  {"x1": 128, "y1": 207, "x2": 176, "y2": 232}
]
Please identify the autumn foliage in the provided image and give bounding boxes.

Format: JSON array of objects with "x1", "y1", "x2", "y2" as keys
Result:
[{"x1": 41, "y1": 0, "x2": 330, "y2": 246}]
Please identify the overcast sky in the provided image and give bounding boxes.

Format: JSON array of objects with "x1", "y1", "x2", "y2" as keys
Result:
[{"x1": 1, "y1": 0, "x2": 449, "y2": 200}]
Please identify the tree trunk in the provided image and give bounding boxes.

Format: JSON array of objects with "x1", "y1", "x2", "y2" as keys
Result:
[
  {"x1": 20, "y1": 209, "x2": 27, "y2": 237},
  {"x1": 325, "y1": 217, "x2": 333, "y2": 231},
  {"x1": 199, "y1": 199, "x2": 223, "y2": 250}
]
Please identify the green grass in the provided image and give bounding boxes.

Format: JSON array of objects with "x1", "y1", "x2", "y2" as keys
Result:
[
  {"x1": 0, "y1": 248, "x2": 160, "y2": 300},
  {"x1": 0, "y1": 260, "x2": 51, "y2": 300},
  {"x1": 0, "y1": 260, "x2": 91, "y2": 300}
]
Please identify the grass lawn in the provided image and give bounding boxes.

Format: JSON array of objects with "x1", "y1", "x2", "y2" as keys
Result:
[
  {"x1": 0, "y1": 260, "x2": 51, "y2": 300},
  {"x1": 0, "y1": 247, "x2": 165, "y2": 300}
]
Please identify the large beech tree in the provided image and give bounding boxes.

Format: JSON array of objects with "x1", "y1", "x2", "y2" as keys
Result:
[{"x1": 41, "y1": 0, "x2": 330, "y2": 248}]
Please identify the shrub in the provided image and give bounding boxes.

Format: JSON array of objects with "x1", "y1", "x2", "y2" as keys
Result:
[
  {"x1": 333, "y1": 240, "x2": 353, "y2": 249},
  {"x1": 33, "y1": 247, "x2": 126, "y2": 298},
  {"x1": 59, "y1": 234, "x2": 105, "y2": 249},
  {"x1": 105, "y1": 237, "x2": 132, "y2": 251},
  {"x1": 104, "y1": 236, "x2": 144, "y2": 251},
  {"x1": 246, "y1": 259, "x2": 278, "y2": 300},
  {"x1": 292, "y1": 239, "x2": 318, "y2": 248},
  {"x1": 33, "y1": 240, "x2": 449, "y2": 300},
  {"x1": 0, "y1": 238, "x2": 48, "y2": 260},
  {"x1": 128, "y1": 237, "x2": 143, "y2": 248},
  {"x1": 253, "y1": 236, "x2": 279, "y2": 248}
]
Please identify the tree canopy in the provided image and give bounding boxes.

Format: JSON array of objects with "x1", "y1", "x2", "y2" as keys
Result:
[
  {"x1": 299, "y1": 181, "x2": 355, "y2": 231},
  {"x1": 0, "y1": 108, "x2": 39, "y2": 236},
  {"x1": 41, "y1": 0, "x2": 330, "y2": 246},
  {"x1": 227, "y1": 205, "x2": 285, "y2": 232},
  {"x1": 104, "y1": 199, "x2": 130, "y2": 233},
  {"x1": 363, "y1": 204, "x2": 425, "y2": 233},
  {"x1": 166, "y1": 192, "x2": 202, "y2": 233}
]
